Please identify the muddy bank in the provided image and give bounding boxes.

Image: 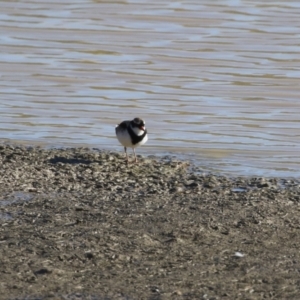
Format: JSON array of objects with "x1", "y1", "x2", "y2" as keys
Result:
[{"x1": 0, "y1": 144, "x2": 300, "y2": 300}]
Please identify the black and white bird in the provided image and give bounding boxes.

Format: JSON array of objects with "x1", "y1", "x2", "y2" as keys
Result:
[{"x1": 115, "y1": 117, "x2": 148, "y2": 163}]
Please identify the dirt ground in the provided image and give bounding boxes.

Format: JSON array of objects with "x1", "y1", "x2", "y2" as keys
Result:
[{"x1": 0, "y1": 145, "x2": 300, "y2": 299}]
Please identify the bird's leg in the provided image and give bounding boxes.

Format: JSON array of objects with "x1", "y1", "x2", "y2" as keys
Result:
[
  {"x1": 133, "y1": 148, "x2": 138, "y2": 163},
  {"x1": 124, "y1": 147, "x2": 129, "y2": 163}
]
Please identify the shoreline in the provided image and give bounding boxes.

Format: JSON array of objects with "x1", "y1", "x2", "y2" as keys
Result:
[
  {"x1": 1, "y1": 139, "x2": 299, "y2": 179},
  {"x1": 1, "y1": 144, "x2": 300, "y2": 299}
]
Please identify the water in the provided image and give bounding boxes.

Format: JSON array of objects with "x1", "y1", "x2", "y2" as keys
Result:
[{"x1": 0, "y1": 0, "x2": 300, "y2": 178}]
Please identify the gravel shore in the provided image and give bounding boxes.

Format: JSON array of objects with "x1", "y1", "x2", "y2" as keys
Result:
[{"x1": 1, "y1": 144, "x2": 300, "y2": 300}]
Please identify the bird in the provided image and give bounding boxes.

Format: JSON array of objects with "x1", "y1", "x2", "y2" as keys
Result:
[{"x1": 115, "y1": 117, "x2": 148, "y2": 163}]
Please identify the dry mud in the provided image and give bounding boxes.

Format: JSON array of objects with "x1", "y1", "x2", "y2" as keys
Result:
[{"x1": 0, "y1": 144, "x2": 300, "y2": 300}]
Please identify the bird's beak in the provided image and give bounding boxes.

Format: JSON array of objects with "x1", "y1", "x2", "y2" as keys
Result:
[{"x1": 139, "y1": 126, "x2": 145, "y2": 131}]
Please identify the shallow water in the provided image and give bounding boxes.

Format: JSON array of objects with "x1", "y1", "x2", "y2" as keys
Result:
[{"x1": 0, "y1": 0, "x2": 300, "y2": 177}]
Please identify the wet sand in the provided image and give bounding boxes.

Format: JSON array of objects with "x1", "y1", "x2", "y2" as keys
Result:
[{"x1": 1, "y1": 144, "x2": 300, "y2": 299}]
